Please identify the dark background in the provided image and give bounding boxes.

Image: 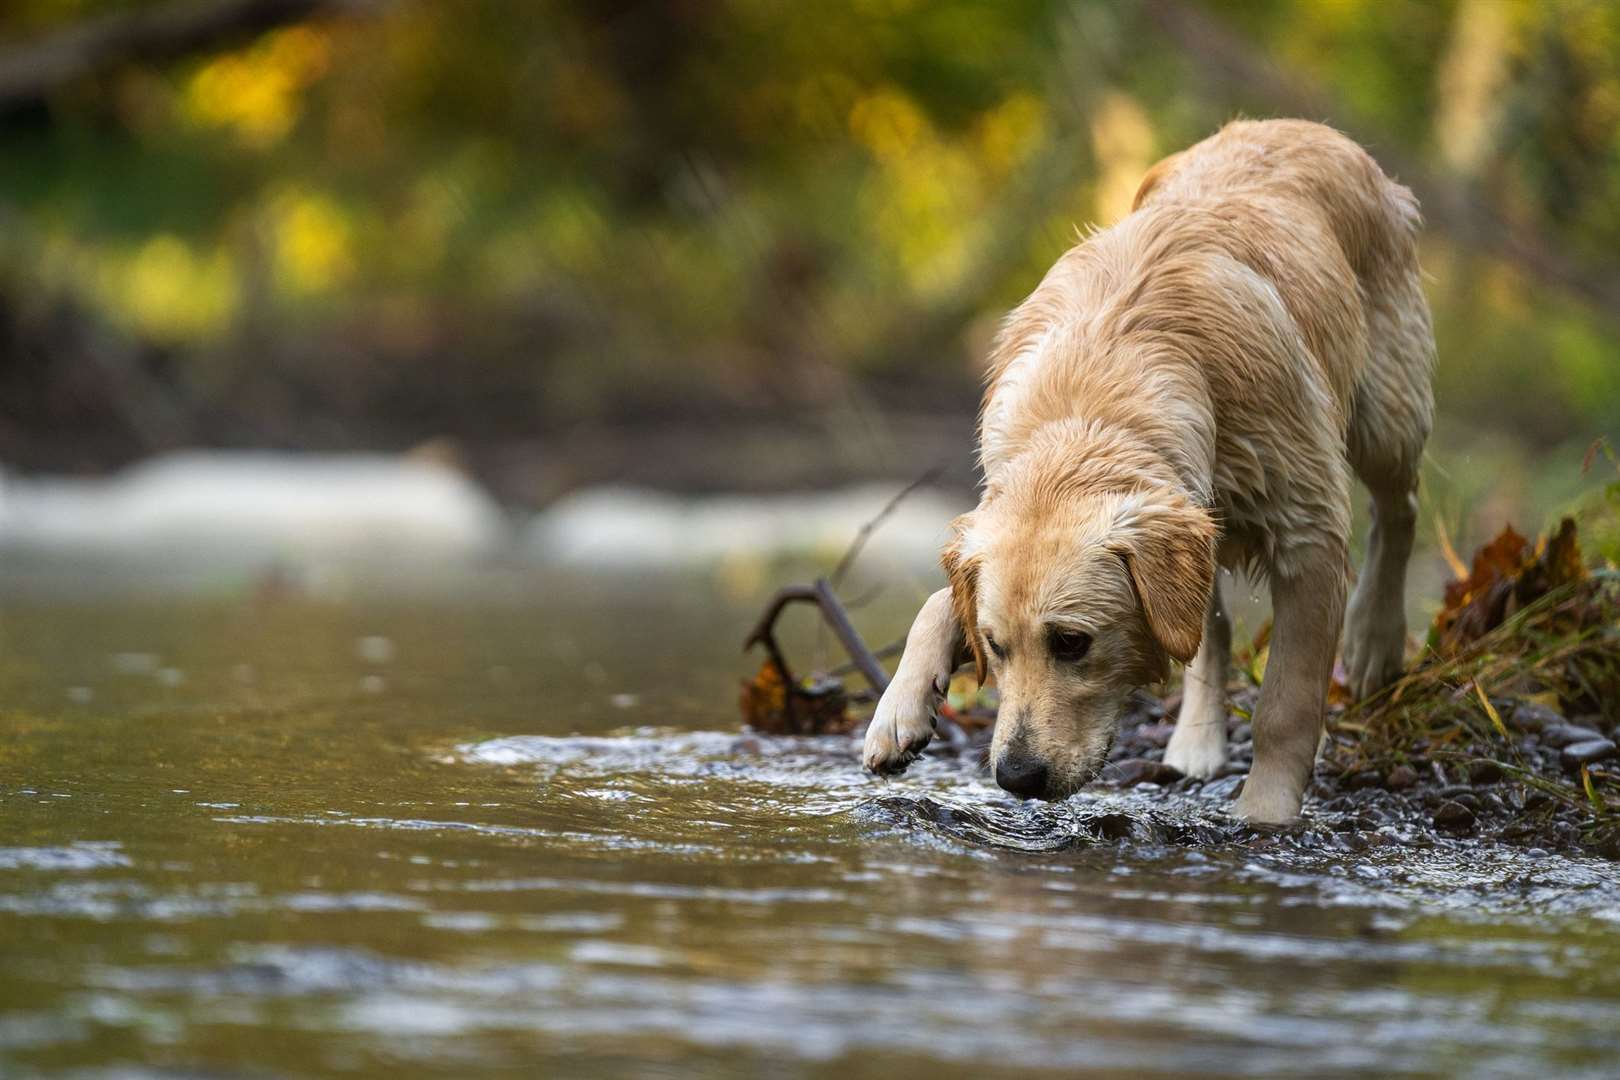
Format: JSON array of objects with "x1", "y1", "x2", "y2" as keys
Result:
[{"x1": 1, "y1": 0, "x2": 1617, "y2": 553}]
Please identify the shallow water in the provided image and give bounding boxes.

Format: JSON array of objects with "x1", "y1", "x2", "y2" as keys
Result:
[{"x1": 3, "y1": 571, "x2": 1620, "y2": 1078}]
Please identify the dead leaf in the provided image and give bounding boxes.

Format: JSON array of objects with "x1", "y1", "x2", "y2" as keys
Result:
[
  {"x1": 1432, "y1": 524, "x2": 1533, "y2": 654},
  {"x1": 1430, "y1": 519, "x2": 1591, "y2": 655},
  {"x1": 739, "y1": 659, "x2": 852, "y2": 735}
]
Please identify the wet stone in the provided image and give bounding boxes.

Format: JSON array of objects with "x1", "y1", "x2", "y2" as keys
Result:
[
  {"x1": 1468, "y1": 760, "x2": 1505, "y2": 784},
  {"x1": 1385, "y1": 764, "x2": 1418, "y2": 790},
  {"x1": 1200, "y1": 774, "x2": 1243, "y2": 800},
  {"x1": 1433, "y1": 801, "x2": 1476, "y2": 833},
  {"x1": 1561, "y1": 738, "x2": 1616, "y2": 770},
  {"x1": 1542, "y1": 723, "x2": 1605, "y2": 748},
  {"x1": 1135, "y1": 722, "x2": 1175, "y2": 748},
  {"x1": 1109, "y1": 759, "x2": 1183, "y2": 787},
  {"x1": 1348, "y1": 770, "x2": 1382, "y2": 790},
  {"x1": 1511, "y1": 701, "x2": 1564, "y2": 732}
]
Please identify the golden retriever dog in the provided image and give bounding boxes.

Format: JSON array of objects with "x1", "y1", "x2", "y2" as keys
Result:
[{"x1": 863, "y1": 119, "x2": 1434, "y2": 823}]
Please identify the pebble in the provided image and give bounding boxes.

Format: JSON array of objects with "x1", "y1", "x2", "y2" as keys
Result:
[
  {"x1": 1135, "y1": 722, "x2": 1175, "y2": 748},
  {"x1": 1432, "y1": 801, "x2": 1476, "y2": 833},
  {"x1": 1385, "y1": 764, "x2": 1418, "y2": 790},
  {"x1": 1468, "y1": 760, "x2": 1505, "y2": 784},
  {"x1": 1510, "y1": 701, "x2": 1564, "y2": 732},
  {"x1": 1109, "y1": 759, "x2": 1183, "y2": 787},
  {"x1": 1542, "y1": 723, "x2": 1605, "y2": 748},
  {"x1": 1561, "y1": 738, "x2": 1616, "y2": 770}
]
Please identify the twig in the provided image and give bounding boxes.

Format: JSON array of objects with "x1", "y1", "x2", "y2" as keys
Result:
[
  {"x1": 829, "y1": 466, "x2": 943, "y2": 589},
  {"x1": 742, "y1": 578, "x2": 891, "y2": 693},
  {"x1": 827, "y1": 637, "x2": 905, "y2": 679}
]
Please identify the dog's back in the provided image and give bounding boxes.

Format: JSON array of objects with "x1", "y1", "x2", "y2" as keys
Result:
[
  {"x1": 980, "y1": 118, "x2": 1434, "y2": 573},
  {"x1": 1132, "y1": 119, "x2": 1420, "y2": 284},
  {"x1": 1129, "y1": 120, "x2": 1434, "y2": 489}
]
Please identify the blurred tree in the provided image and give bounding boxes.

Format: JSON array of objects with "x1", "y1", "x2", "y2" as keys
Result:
[{"x1": 0, "y1": 0, "x2": 1614, "y2": 497}]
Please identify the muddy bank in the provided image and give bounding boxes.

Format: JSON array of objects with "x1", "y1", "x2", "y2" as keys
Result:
[
  {"x1": 747, "y1": 512, "x2": 1620, "y2": 857},
  {"x1": 874, "y1": 678, "x2": 1620, "y2": 859}
]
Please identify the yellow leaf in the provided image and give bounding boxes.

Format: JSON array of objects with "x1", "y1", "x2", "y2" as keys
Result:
[
  {"x1": 1474, "y1": 681, "x2": 1509, "y2": 740},
  {"x1": 1583, "y1": 766, "x2": 1607, "y2": 814}
]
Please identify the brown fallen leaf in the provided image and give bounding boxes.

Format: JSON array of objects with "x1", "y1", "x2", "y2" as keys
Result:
[
  {"x1": 1432, "y1": 524, "x2": 1533, "y2": 654},
  {"x1": 1431, "y1": 518, "x2": 1586, "y2": 655},
  {"x1": 739, "y1": 659, "x2": 854, "y2": 735}
]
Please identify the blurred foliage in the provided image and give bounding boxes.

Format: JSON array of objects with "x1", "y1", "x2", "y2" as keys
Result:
[{"x1": 0, "y1": 0, "x2": 1617, "y2": 475}]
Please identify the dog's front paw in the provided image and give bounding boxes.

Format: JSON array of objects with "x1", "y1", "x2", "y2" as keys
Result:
[
  {"x1": 1164, "y1": 726, "x2": 1226, "y2": 779},
  {"x1": 862, "y1": 681, "x2": 937, "y2": 775},
  {"x1": 1164, "y1": 682, "x2": 1228, "y2": 779},
  {"x1": 1232, "y1": 775, "x2": 1304, "y2": 824}
]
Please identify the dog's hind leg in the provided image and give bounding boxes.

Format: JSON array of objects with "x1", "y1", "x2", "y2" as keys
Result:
[
  {"x1": 1164, "y1": 579, "x2": 1231, "y2": 779},
  {"x1": 1344, "y1": 261, "x2": 1433, "y2": 700},
  {"x1": 1235, "y1": 542, "x2": 1348, "y2": 823},
  {"x1": 863, "y1": 588, "x2": 960, "y2": 775},
  {"x1": 1344, "y1": 482, "x2": 1418, "y2": 700}
]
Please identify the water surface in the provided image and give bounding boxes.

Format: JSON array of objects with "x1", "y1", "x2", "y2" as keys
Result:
[{"x1": 3, "y1": 570, "x2": 1619, "y2": 1078}]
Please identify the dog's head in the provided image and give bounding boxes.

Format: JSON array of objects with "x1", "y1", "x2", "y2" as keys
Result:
[{"x1": 945, "y1": 486, "x2": 1215, "y2": 800}]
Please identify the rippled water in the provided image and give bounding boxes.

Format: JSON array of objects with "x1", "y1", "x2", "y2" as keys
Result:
[{"x1": 4, "y1": 570, "x2": 1620, "y2": 1078}]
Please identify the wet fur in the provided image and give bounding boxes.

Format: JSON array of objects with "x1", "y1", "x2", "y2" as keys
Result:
[{"x1": 863, "y1": 120, "x2": 1435, "y2": 822}]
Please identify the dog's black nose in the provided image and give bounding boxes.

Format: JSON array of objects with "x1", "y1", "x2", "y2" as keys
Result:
[{"x1": 995, "y1": 754, "x2": 1049, "y2": 799}]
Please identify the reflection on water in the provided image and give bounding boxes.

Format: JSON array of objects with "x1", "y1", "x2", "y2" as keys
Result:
[{"x1": 2, "y1": 571, "x2": 1620, "y2": 1078}]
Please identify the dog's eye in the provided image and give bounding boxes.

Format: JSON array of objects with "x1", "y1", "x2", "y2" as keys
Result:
[
  {"x1": 1048, "y1": 628, "x2": 1092, "y2": 663},
  {"x1": 983, "y1": 631, "x2": 1006, "y2": 660}
]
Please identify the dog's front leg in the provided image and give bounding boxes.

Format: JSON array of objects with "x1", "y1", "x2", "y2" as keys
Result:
[
  {"x1": 1234, "y1": 546, "x2": 1347, "y2": 823},
  {"x1": 863, "y1": 588, "x2": 961, "y2": 774},
  {"x1": 1164, "y1": 580, "x2": 1232, "y2": 779}
]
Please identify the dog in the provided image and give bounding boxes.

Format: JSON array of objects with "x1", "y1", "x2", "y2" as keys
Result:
[{"x1": 863, "y1": 119, "x2": 1435, "y2": 823}]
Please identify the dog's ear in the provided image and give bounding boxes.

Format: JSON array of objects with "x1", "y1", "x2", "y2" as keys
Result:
[
  {"x1": 1108, "y1": 490, "x2": 1216, "y2": 665},
  {"x1": 1131, "y1": 150, "x2": 1184, "y2": 210},
  {"x1": 940, "y1": 512, "x2": 986, "y2": 684}
]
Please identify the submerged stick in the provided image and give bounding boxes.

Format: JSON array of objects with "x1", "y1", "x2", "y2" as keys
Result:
[{"x1": 742, "y1": 578, "x2": 891, "y2": 693}]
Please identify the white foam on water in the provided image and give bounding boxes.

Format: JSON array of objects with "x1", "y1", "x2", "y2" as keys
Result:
[
  {"x1": 524, "y1": 483, "x2": 968, "y2": 568},
  {"x1": 0, "y1": 451, "x2": 508, "y2": 559}
]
